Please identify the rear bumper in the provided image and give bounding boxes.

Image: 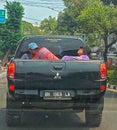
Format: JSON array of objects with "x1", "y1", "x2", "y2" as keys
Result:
[
  {"x1": 7, "y1": 98, "x2": 85, "y2": 112},
  {"x1": 7, "y1": 91, "x2": 105, "y2": 112},
  {"x1": 13, "y1": 88, "x2": 105, "y2": 97}
]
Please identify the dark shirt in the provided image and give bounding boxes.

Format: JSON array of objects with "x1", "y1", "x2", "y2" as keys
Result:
[{"x1": 21, "y1": 53, "x2": 31, "y2": 59}]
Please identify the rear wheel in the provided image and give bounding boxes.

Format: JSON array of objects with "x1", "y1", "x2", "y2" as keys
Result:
[
  {"x1": 6, "y1": 109, "x2": 21, "y2": 127},
  {"x1": 85, "y1": 96, "x2": 104, "y2": 127},
  {"x1": 6, "y1": 95, "x2": 22, "y2": 127},
  {"x1": 85, "y1": 110, "x2": 102, "y2": 127}
]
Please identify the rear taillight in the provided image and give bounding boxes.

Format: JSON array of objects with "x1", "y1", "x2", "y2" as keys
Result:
[
  {"x1": 100, "y1": 85, "x2": 106, "y2": 92},
  {"x1": 100, "y1": 63, "x2": 107, "y2": 79},
  {"x1": 7, "y1": 62, "x2": 16, "y2": 79},
  {"x1": 9, "y1": 85, "x2": 15, "y2": 91}
]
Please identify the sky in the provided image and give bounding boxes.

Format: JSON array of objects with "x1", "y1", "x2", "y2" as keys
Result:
[{"x1": 0, "y1": 0, "x2": 65, "y2": 24}]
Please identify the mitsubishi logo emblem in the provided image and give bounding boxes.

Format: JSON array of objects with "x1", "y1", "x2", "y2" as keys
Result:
[{"x1": 54, "y1": 72, "x2": 61, "y2": 80}]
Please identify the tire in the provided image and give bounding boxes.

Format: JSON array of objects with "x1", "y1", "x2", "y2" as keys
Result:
[
  {"x1": 6, "y1": 95, "x2": 22, "y2": 127},
  {"x1": 85, "y1": 111, "x2": 102, "y2": 127},
  {"x1": 85, "y1": 96, "x2": 104, "y2": 127},
  {"x1": 6, "y1": 109, "x2": 21, "y2": 127}
]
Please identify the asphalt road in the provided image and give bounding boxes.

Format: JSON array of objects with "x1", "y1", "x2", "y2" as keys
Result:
[{"x1": 0, "y1": 72, "x2": 117, "y2": 130}]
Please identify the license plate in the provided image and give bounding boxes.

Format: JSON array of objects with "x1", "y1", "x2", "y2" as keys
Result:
[{"x1": 41, "y1": 90, "x2": 74, "y2": 100}]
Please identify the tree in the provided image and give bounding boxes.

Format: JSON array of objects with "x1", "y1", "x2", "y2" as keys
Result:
[
  {"x1": 2, "y1": 1, "x2": 24, "y2": 55},
  {"x1": 78, "y1": 0, "x2": 117, "y2": 61},
  {"x1": 57, "y1": 11, "x2": 78, "y2": 35},
  {"x1": 63, "y1": 0, "x2": 88, "y2": 15},
  {"x1": 40, "y1": 16, "x2": 57, "y2": 34},
  {"x1": 57, "y1": 0, "x2": 89, "y2": 35},
  {"x1": 0, "y1": 24, "x2": 7, "y2": 58},
  {"x1": 22, "y1": 21, "x2": 41, "y2": 35},
  {"x1": 5, "y1": 1, "x2": 24, "y2": 33}
]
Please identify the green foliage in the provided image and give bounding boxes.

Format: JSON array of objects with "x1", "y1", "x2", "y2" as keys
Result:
[
  {"x1": 78, "y1": 1, "x2": 117, "y2": 35},
  {"x1": 5, "y1": 1, "x2": 24, "y2": 33},
  {"x1": 0, "y1": 51, "x2": 4, "y2": 58},
  {"x1": 0, "y1": 1, "x2": 24, "y2": 57},
  {"x1": 57, "y1": 0, "x2": 88, "y2": 35},
  {"x1": 22, "y1": 21, "x2": 41, "y2": 35},
  {"x1": 108, "y1": 69, "x2": 117, "y2": 85},
  {"x1": 0, "y1": 23, "x2": 10, "y2": 56},
  {"x1": 87, "y1": 33, "x2": 101, "y2": 47},
  {"x1": 40, "y1": 16, "x2": 57, "y2": 34},
  {"x1": 63, "y1": 0, "x2": 88, "y2": 16},
  {"x1": 57, "y1": 11, "x2": 79, "y2": 35}
]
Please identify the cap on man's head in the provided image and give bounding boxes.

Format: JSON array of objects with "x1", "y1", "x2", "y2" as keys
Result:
[{"x1": 28, "y1": 42, "x2": 38, "y2": 50}]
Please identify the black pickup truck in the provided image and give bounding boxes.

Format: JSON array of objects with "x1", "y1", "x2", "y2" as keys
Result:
[{"x1": 6, "y1": 35, "x2": 107, "y2": 127}]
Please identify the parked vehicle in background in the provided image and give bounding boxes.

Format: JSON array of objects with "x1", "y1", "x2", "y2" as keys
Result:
[{"x1": 90, "y1": 52, "x2": 99, "y2": 60}]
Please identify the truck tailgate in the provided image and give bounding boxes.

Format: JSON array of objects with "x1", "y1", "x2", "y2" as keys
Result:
[{"x1": 12, "y1": 59, "x2": 101, "y2": 91}]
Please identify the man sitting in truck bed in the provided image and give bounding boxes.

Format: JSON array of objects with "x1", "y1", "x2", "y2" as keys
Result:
[
  {"x1": 21, "y1": 42, "x2": 39, "y2": 59},
  {"x1": 21, "y1": 42, "x2": 59, "y2": 60}
]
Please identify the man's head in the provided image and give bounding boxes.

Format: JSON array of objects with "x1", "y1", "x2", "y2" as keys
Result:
[{"x1": 28, "y1": 42, "x2": 39, "y2": 56}]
